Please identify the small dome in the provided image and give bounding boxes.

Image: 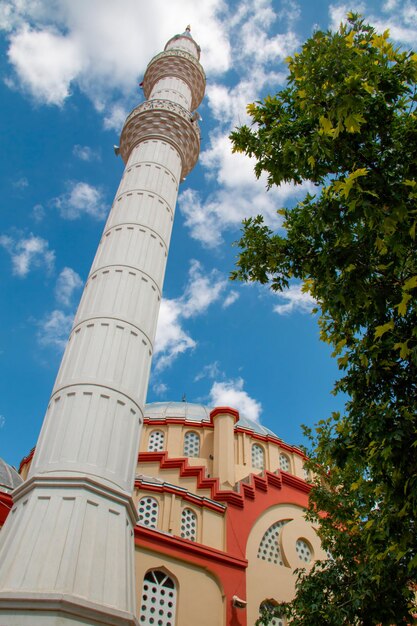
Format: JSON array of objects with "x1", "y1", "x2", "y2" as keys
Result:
[
  {"x1": 144, "y1": 402, "x2": 279, "y2": 439},
  {"x1": 0, "y1": 457, "x2": 23, "y2": 492}
]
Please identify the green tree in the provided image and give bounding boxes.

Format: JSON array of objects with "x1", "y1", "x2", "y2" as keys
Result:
[{"x1": 230, "y1": 14, "x2": 417, "y2": 625}]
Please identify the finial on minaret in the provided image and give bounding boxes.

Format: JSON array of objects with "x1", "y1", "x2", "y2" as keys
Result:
[{"x1": 186, "y1": 24, "x2": 191, "y2": 32}]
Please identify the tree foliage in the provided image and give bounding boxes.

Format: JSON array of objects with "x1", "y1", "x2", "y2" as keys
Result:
[{"x1": 230, "y1": 14, "x2": 417, "y2": 625}]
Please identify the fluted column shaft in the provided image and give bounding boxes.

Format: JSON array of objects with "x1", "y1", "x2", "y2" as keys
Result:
[{"x1": 0, "y1": 30, "x2": 204, "y2": 626}]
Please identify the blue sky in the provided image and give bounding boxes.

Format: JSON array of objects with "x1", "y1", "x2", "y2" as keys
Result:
[{"x1": 0, "y1": 0, "x2": 416, "y2": 468}]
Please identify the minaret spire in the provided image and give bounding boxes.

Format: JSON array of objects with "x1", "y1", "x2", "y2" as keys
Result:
[{"x1": 0, "y1": 29, "x2": 205, "y2": 626}]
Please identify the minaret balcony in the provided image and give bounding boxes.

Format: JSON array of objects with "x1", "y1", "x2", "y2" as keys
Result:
[{"x1": 120, "y1": 99, "x2": 201, "y2": 178}]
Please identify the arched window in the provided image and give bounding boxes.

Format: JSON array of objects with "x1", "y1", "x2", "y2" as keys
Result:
[
  {"x1": 279, "y1": 453, "x2": 290, "y2": 472},
  {"x1": 183, "y1": 431, "x2": 200, "y2": 457},
  {"x1": 148, "y1": 430, "x2": 164, "y2": 452},
  {"x1": 180, "y1": 507, "x2": 197, "y2": 541},
  {"x1": 138, "y1": 496, "x2": 159, "y2": 529},
  {"x1": 295, "y1": 538, "x2": 313, "y2": 563},
  {"x1": 252, "y1": 443, "x2": 265, "y2": 469},
  {"x1": 257, "y1": 520, "x2": 289, "y2": 566},
  {"x1": 139, "y1": 569, "x2": 177, "y2": 625},
  {"x1": 259, "y1": 601, "x2": 287, "y2": 626}
]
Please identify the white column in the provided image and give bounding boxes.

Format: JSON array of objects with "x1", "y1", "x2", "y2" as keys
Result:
[{"x1": 0, "y1": 28, "x2": 205, "y2": 626}]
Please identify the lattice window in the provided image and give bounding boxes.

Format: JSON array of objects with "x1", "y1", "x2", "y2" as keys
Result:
[
  {"x1": 252, "y1": 443, "x2": 265, "y2": 469},
  {"x1": 259, "y1": 601, "x2": 287, "y2": 626},
  {"x1": 279, "y1": 453, "x2": 290, "y2": 472},
  {"x1": 139, "y1": 570, "x2": 177, "y2": 626},
  {"x1": 148, "y1": 430, "x2": 164, "y2": 452},
  {"x1": 138, "y1": 496, "x2": 159, "y2": 529},
  {"x1": 257, "y1": 521, "x2": 288, "y2": 565},
  {"x1": 180, "y1": 508, "x2": 197, "y2": 541},
  {"x1": 296, "y1": 538, "x2": 313, "y2": 563},
  {"x1": 183, "y1": 431, "x2": 200, "y2": 457}
]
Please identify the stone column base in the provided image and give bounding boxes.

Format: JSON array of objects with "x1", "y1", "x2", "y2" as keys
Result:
[{"x1": 0, "y1": 592, "x2": 139, "y2": 626}]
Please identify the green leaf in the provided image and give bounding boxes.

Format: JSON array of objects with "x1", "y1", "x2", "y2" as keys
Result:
[
  {"x1": 344, "y1": 113, "x2": 366, "y2": 132},
  {"x1": 403, "y1": 276, "x2": 417, "y2": 291},
  {"x1": 374, "y1": 320, "x2": 394, "y2": 339},
  {"x1": 393, "y1": 341, "x2": 411, "y2": 358},
  {"x1": 396, "y1": 293, "x2": 411, "y2": 316},
  {"x1": 319, "y1": 115, "x2": 335, "y2": 136}
]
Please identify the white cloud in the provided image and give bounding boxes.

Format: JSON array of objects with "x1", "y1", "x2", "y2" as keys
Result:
[
  {"x1": 383, "y1": 0, "x2": 399, "y2": 10},
  {"x1": 0, "y1": 233, "x2": 55, "y2": 277},
  {"x1": 222, "y1": 290, "x2": 239, "y2": 308},
  {"x1": 8, "y1": 26, "x2": 83, "y2": 105},
  {"x1": 53, "y1": 181, "x2": 107, "y2": 220},
  {"x1": 154, "y1": 298, "x2": 196, "y2": 371},
  {"x1": 179, "y1": 133, "x2": 313, "y2": 247},
  {"x1": 37, "y1": 309, "x2": 74, "y2": 349},
  {"x1": 194, "y1": 361, "x2": 222, "y2": 382},
  {"x1": 12, "y1": 176, "x2": 28, "y2": 189},
  {"x1": 103, "y1": 104, "x2": 128, "y2": 132},
  {"x1": 152, "y1": 381, "x2": 168, "y2": 396},
  {"x1": 32, "y1": 204, "x2": 45, "y2": 222},
  {"x1": 154, "y1": 260, "x2": 233, "y2": 370},
  {"x1": 1, "y1": 1, "x2": 231, "y2": 110},
  {"x1": 206, "y1": 67, "x2": 286, "y2": 128},
  {"x1": 73, "y1": 144, "x2": 100, "y2": 161},
  {"x1": 239, "y1": 21, "x2": 299, "y2": 64},
  {"x1": 180, "y1": 259, "x2": 227, "y2": 318},
  {"x1": 55, "y1": 267, "x2": 83, "y2": 307},
  {"x1": 0, "y1": 415, "x2": 5, "y2": 429},
  {"x1": 273, "y1": 283, "x2": 316, "y2": 315},
  {"x1": 277, "y1": 0, "x2": 301, "y2": 27},
  {"x1": 209, "y1": 377, "x2": 262, "y2": 422}
]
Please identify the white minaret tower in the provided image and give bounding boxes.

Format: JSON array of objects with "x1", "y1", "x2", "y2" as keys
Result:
[{"x1": 0, "y1": 27, "x2": 205, "y2": 626}]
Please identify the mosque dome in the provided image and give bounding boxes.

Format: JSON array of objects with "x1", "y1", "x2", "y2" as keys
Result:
[
  {"x1": 144, "y1": 401, "x2": 280, "y2": 440},
  {"x1": 0, "y1": 457, "x2": 23, "y2": 493}
]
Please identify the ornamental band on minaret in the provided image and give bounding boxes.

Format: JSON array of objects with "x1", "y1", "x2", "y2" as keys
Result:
[{"x1": 0, "y1": 27, "x2": 205, "y2": 626}]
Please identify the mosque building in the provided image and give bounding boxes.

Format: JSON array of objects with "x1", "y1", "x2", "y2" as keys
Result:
[{"x1": 0, "y1": 27, "x2": 326, "y2": 626}]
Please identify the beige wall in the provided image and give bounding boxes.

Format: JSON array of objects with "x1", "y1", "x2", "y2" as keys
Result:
[
  {"x1": 140, "y1": 423, "x2": 214, "y2": 474},
  {"x1": 140, "y1": 422, "x2": 310, "y2": 488},
  {"x1": 134, "y1": 487, "x2": 225, "y2": 551},
  {"x1": 245, "y1": 503, "x2": 327, "y2": 625},
  {"x1": 135, "y1": 548, "x2": 225, "y2": 626},
  {"x1": 234, "y1": 432, "x2": 309, "y2": 484}
]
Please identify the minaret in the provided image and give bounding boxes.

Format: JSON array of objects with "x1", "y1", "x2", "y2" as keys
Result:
[{"x1": 0, "y1": 27, "x2": 205, "y2": 626}]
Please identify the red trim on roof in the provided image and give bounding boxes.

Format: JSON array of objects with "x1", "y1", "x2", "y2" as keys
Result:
[
  {"x1": 19, "y1": 447, "x2": 35, "y2": 473},
  {"x1": 138, "y1": 452, "x2": 311, "y2": 509},
  {"x1": 135, "y1": 479, "x2": 226, "y2": 513}
]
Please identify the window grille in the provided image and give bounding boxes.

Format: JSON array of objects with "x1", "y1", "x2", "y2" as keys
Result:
[
  {"x1": 183, "y1": 431, "x2": 200, "y2": 457},
  {"x1": 279, "y1": 453, "x2": 290, "y2": 472},
  {"x1": 257, "y1": 521, "x2": 288, "y2": 565},
  {"x1": 180, "y1": 508, "x2": 197, "y2": 541},
  {"x1": 139, "y1": 570, "x2": 177, "y2": 626},
  {"x1": 148, "y1": 430, "x2": 164, "y2": 452},
  {"x1": 296, "y1": 538, "x2": 313, "y2": 563},
  {"x1": 138, "y1": 496, "x2": 159, "y2": 529},
  {"x1": 252, "y1": 443, "x2": 265, "y2": 469}
]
